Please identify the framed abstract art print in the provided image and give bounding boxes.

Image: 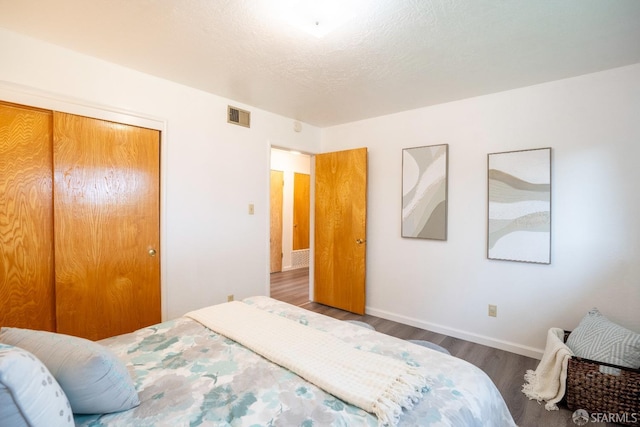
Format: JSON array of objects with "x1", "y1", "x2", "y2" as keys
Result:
[
  {"x1": 402, "y1": 144, "x2": 448, "y2": 240},
  {"x1": 487, "y1": 147, "x2": 551, "y2": 264}
]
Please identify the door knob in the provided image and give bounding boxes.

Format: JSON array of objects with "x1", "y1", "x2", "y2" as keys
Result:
[
  {"x1": 356, "y1": 239, "x2": 366, "y2": 244},
  {"x1": 148, "y1": 248, "x2": 157, "y2": 257}
]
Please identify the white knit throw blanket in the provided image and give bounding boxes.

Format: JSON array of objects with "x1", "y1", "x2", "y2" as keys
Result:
[
  {"x1": 185, "y1": 301, "x2": 429, "y2": 426},
  {"x1": 522, "y1": 327, "x2": 573, "y2": 410}
]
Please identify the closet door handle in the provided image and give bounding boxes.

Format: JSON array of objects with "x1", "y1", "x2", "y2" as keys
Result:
[
  {"x1": 148, "y1": 248, "x2": 157, "y2": 257},
  {"x1": 356, "y1": 239, "x2": 366, "y2": 245}
]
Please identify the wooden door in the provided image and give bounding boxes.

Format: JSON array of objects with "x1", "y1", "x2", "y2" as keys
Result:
[
  {"x1": 0, "y1": 103, "x2": 56, "y2": 331},
  {"x1": 270, "y1": 170, "x2": 283, "y2": 273},
  {"x1": 293, "y1": 173, "x2": 310, "y2": 250},
  {"x1": 53, "y1": 112, "x2": 160, "y2": 340},
  {"x1": 314, "y1": 148, "x2": 367, "y2": 314}
]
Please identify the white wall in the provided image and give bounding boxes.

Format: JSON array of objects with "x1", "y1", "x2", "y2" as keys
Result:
[
  {"x1": 2, "y1": 26, "x2": 638, "y2": 359},
  {"x1": 0, "y1": 27, "x2": 322, "y2": 320},
  {"x1": 322, "y1": 63, "x2": 640, "y2": 358},
  {"x1": 270, "y1": 148, "x2": 311, "y2": 270}
]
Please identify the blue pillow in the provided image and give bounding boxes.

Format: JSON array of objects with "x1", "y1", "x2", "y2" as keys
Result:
[
  {"x1": 0, "y1": 328, "x2": 139, "y2": 414},
  {"x1": 0, "y1": 344, "x2": 74, "y2": 427},
  {"x1": 566, "y1": 308, "x2": 640, "y2": 369}
]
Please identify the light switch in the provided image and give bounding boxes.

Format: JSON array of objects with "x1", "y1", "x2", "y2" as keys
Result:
[{"x1": 248, "y1": 204, "x2": 255, "y2": 215}]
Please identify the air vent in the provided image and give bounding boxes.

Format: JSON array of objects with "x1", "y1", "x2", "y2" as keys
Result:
[{"x1": 227, "y1": 106, "x2": 250, "y2": 128}]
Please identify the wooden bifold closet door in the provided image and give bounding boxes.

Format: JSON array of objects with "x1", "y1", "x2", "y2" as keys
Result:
[
  {"x1": 53, "y1": 112, "x2": 161, "y2": 340},
  {"x1": 0, "y1": 103, "x2": 161, "y2": 340},
  {"x1": 0, "y1": 103, "x2": 56, "y2": 331}
]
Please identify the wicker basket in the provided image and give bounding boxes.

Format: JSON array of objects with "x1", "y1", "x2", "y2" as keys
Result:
[{"x1": 563, "y1": 331, "x2": 640, "y2": 426}]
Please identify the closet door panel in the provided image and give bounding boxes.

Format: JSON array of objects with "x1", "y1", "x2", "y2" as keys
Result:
[
  {"x1": 0, "y1": 103, "x2": 55, "y2": 331},
  {"x1": 53, "y1": 112, "x2": 160, "y2": 340}
]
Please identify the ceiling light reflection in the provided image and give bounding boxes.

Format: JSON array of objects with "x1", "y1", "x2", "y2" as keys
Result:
[{"x1": 268, "y1": 0, "x2": 365, "y2": 38}]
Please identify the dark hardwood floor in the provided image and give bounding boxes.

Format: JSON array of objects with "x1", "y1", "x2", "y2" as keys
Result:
[{"x1": 270, "y1": 267, "x2": 620, "y2": 427}]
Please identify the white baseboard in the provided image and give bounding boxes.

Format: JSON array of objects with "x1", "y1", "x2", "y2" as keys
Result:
[
  {"x1": 281, "y1": 265, "x2": 309, "y2": 272},
  {"x1": 365, "y1": 306, "x2": 544, "y2": 360}
]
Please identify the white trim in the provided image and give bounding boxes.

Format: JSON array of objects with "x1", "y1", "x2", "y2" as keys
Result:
[
  {"x1": 266, "y1": 141, "x2": 273, "y2": 297},
  {"x1": 0, "y1": 80, "x2": 164, "y2": 130},
  {"x1": 365, "y1": 306, "x2": 544, "y2": 360},
  {"x1": 0, "y1": 81, "x2": 170, "y2": 322},
  {"x1": 267, "y1": 143, "x2": 316, "y2": 299},
  {"x1": 281, "y1": 265, "x2": 308, "y2": 272}
]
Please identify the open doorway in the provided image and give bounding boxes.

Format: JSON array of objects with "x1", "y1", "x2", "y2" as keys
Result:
[{"x1": 270, "y1": 148, "x2": 311, "y2": 306}]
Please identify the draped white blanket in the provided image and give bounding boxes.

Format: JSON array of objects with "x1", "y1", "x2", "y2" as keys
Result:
[
  {"x1": 522, "y1": 327, "x2": 573, "y2": 410},
  {"x1": 185, "y1": 301, "x2": 429, "y2": 426}
]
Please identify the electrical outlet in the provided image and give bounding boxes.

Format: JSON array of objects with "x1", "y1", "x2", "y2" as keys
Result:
[
  {"x1": 488, "y1": 304, "x2": 497, "y2": 317},
  {"x1": 227, "y1": 294, "x2": 234, "y2": 302}
]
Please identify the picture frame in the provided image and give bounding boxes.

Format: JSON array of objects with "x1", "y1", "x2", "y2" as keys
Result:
[
  {"x1": 487, "y1": 147, "x2": 551, "y2": 264},
  {"x1": 402, "y1": 144, "x2": 448, "y2": 240}
]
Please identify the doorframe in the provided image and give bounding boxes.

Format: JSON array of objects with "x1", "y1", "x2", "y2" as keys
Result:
[
  {"x1": 269, "y1": 169, "x2": 284, "y2": 273},
  {"x1": 0, "y1": 81, "x2": 170, "y2": 321},
  {"x1": 267, "y1": 144, "x2": 316, "y2": 301}
]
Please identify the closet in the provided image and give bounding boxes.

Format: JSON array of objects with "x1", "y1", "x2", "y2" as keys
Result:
[{"x1": 0, "y1": 102, "x2": 161, "y2": 340}]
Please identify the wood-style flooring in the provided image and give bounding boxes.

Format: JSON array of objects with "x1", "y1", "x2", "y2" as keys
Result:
[{"x1": 270, "y1": 267, "x2": 621, "y2": 427}]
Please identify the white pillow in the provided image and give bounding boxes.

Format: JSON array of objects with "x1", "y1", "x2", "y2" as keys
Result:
[
  {"x1": 0, "y1": 344, "x2": 74, "y2": 427},
  {"x1": 0, "y1": 327, "x2": 139, "y2": 414}
]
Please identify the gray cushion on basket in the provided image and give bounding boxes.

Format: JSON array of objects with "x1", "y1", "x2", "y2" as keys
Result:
[{"x1": 566, "y1": 307, "x2": 640, "y2": 371}]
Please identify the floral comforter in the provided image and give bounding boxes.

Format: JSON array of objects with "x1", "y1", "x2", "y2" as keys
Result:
[{"x1": 75, "y1": 296, "x2": 516, "y2": 427}]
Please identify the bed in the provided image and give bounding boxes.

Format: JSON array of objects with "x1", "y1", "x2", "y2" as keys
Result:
[{"x1": 2, "y1": 296, "x2": 516, "y2": 426}]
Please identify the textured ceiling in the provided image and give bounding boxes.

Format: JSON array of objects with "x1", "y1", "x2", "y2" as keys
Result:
[{"x1": 1, "y1": 0, "x2": 639, "y2": 127}]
